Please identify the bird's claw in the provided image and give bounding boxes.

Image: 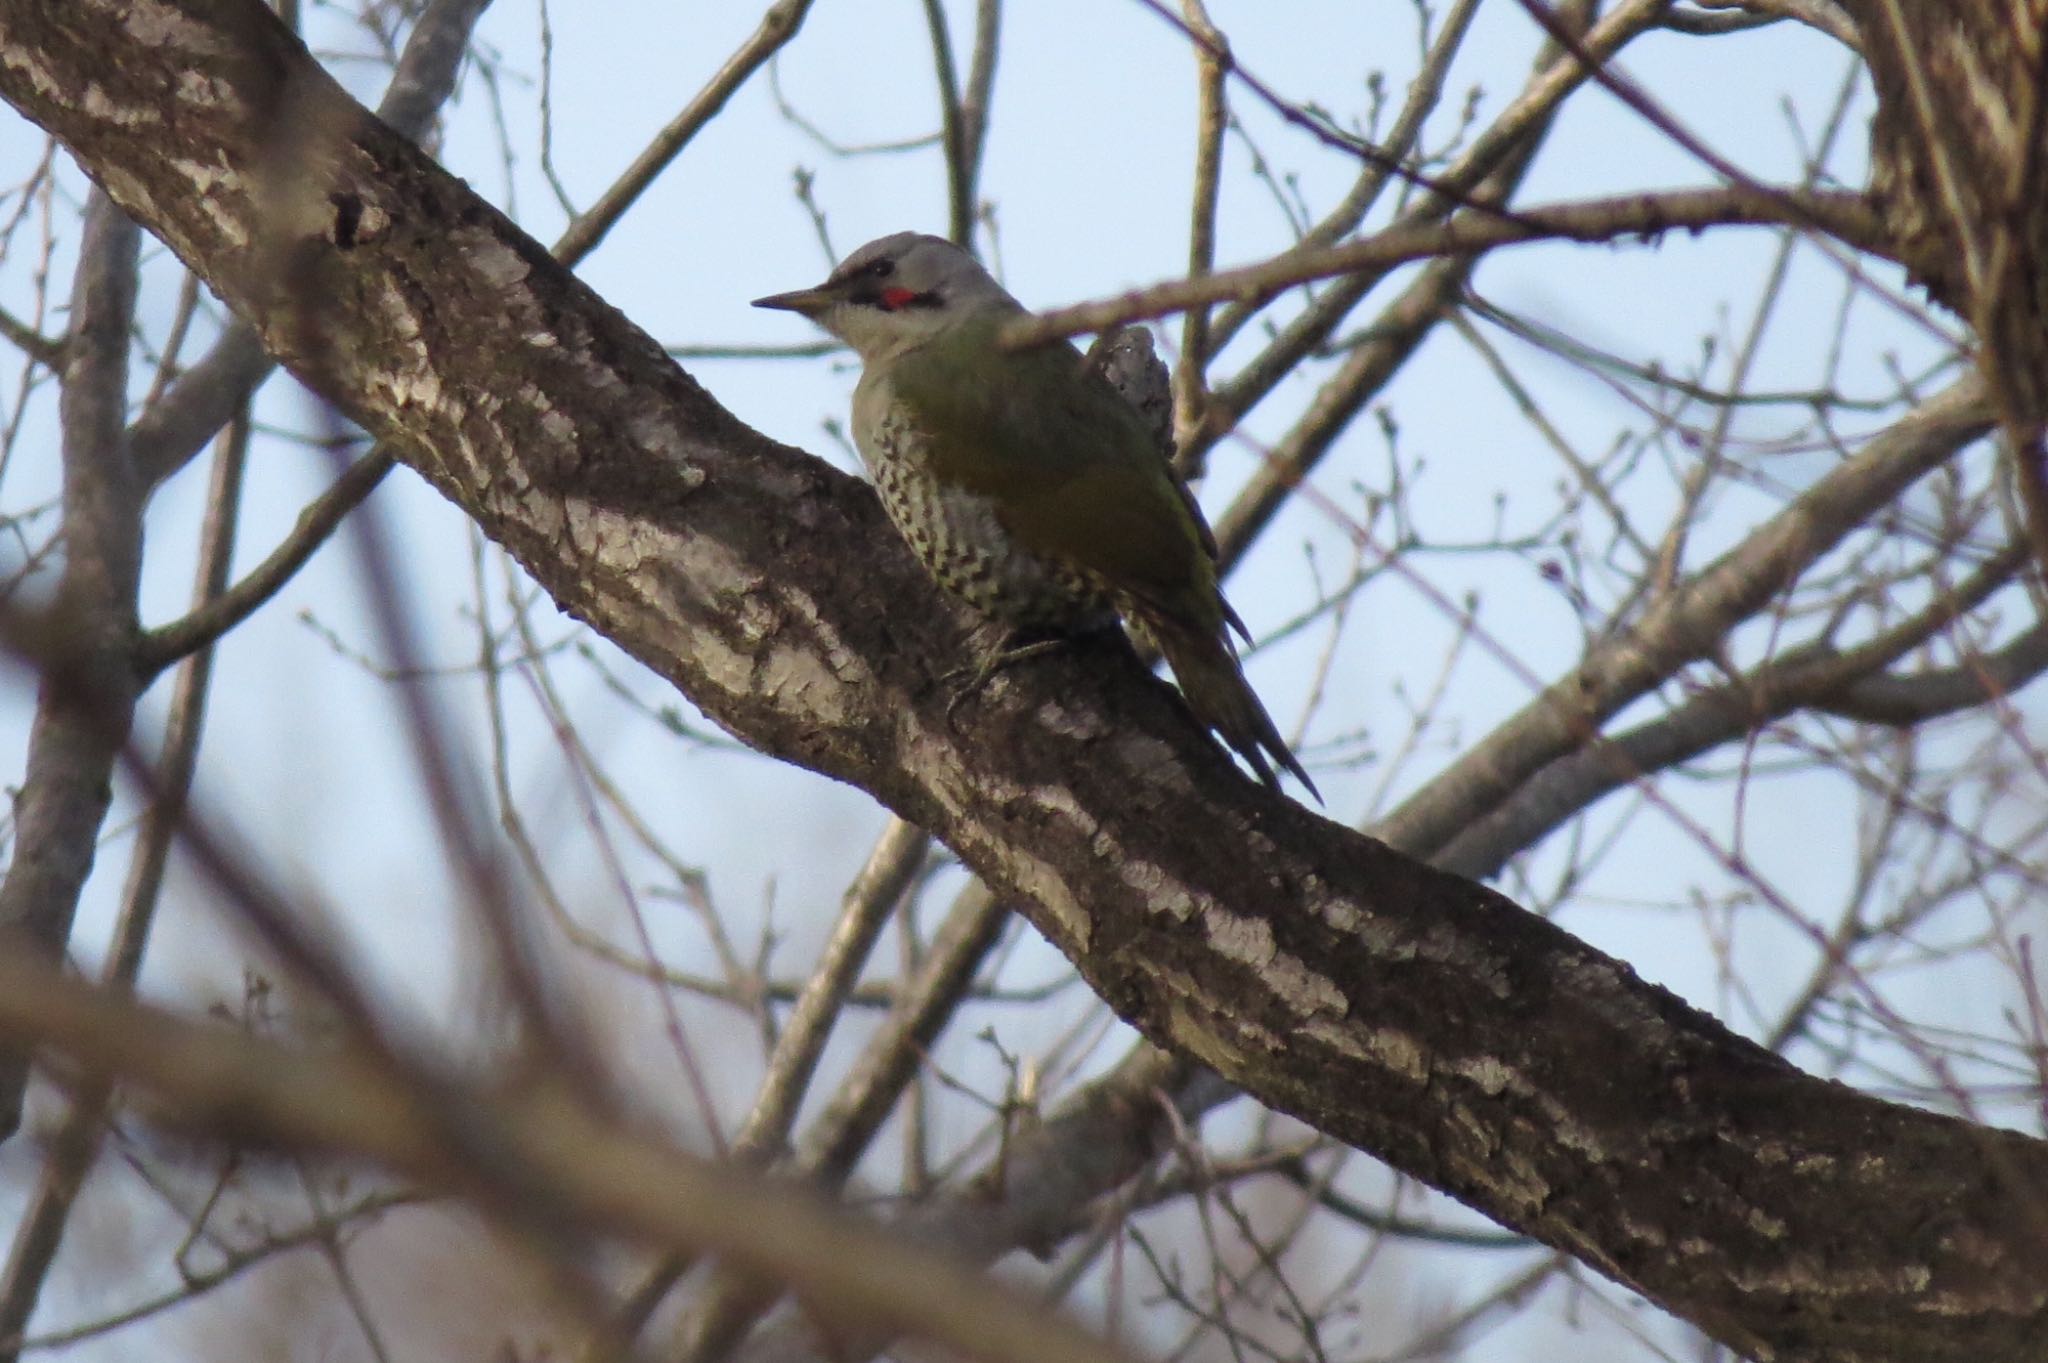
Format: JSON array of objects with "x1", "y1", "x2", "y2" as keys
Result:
[{"x1": 942, "y1": 634, "x2": 1066, "y2": 730}]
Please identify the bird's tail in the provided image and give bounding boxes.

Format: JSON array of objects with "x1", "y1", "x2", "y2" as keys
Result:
[{"x1": 1149, "y1": 613, "x2": 1321, "y2": 802}]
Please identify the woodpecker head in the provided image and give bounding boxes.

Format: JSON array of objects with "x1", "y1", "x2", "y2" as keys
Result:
[{"x1": 753, "y1": 232, "x2": 1022, "y2": 362}]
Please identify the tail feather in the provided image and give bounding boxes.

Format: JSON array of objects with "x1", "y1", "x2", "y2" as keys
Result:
[{"x1": 1149, "y1": 614, "x2": 1321, "y2": 802}]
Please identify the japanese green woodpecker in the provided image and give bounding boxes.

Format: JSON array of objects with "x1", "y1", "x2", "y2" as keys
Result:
[{"x1": 754, "y1": 232, "x2": 1316, "y2": 798}]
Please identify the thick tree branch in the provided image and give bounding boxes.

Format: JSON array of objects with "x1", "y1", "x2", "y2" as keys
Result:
[
  {"x1": 129, "y1": 0, "x2": 496, "y2": 492},
  {"x1": 0, "y1": 190, "x2": 142, "y2": 1141},
  {"x1": 1, "y1": 5, "x2": 2044, "y2": 1359}
]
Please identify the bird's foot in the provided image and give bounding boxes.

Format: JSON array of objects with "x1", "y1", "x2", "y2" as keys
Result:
[{"x1": 943, "y1": 629, "x2": 1068, "y2": 729}]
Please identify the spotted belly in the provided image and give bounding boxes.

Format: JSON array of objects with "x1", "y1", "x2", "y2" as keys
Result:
[{"x1": 869, "y1": 458, "x2": 1106, "y2": 631}]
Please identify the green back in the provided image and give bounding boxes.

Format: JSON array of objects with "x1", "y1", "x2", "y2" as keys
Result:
[{"x1": 882, "y1": 317, "x2": 1221, "y2": 629}]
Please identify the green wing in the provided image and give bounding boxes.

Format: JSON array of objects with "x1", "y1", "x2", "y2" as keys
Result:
[{"x1": 889, "y1": 321, "x2": 1223, "y2": 629}]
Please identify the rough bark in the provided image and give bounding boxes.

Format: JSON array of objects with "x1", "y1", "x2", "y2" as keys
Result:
[
  {"x1": 0, "y1": 3, "x2": 2044, "y2": 1360},
  {"x1": 1849, "y1": 1, "x2": 2043, "y2": 312},
  {"x1": 1841, "y1": 1, "x2": 2048, "y2": 562}
]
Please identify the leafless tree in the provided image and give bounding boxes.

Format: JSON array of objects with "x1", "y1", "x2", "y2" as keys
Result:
[{"x1": 0, "y1": 2, "x2": 2043, "y2": 1362}]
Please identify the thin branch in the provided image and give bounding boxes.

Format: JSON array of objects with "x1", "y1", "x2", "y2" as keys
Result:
[
  {"x1": 1432, "y1": 537, "x2": 2033, "y2": 880},
  {"x1": 1669, "y1": 0, "x2": 1862, "y2": 48},
  {"x1": 1376, "y1": 375, "x2": 1991, "y2": 859},
  {"x1": 1001, "y1": 185, "x2": 1882, "y2": 349},
  {"x1": 135, "y1": 447, "x2": 396, "y2": 675},
  {"x1": 0, "y1": 191, "x2": 142, "y2": 1141},
  {"x1": 1201, "y1": 0, "x2": 1482, "y2": 360},
  {"x1": 373, "y1": 0, "x2": 493, "y2": 141},
  {"x1": 140, "y1": 271, "x2": 203, "y2": 411},
  {"x1": 1196, "y1": 0, "x2": 1635, "y2": 443},
  {"x1": 731, "y1": 1048, "x2": 1235, "y2": 1363},
  {"x1": 745, "y1": 819, "x2": 929, "y2": 1160},
  {"x1": 0, "y1": 961, "x2": 1147, "y2": 1363},
  {"x1": 922, "y1": 0, "x2": 969, "y2": 246},
  {"x1": 0, "y1": 304, "x2": 61, "y2": 370},
  {"x1": 550, "y1": 0, "x2": 816, "y2": 264},
  {"x1": 1507, "y1": 0, "x2": 1860, "y2": 239},
  {"x1": 128, "y1": 326, "x2": 271, "y2": 491},
  {"x1": 1126, "y1": 0, "x2": 1578, "y2": 234},
  {"x1": 8, "y1": 1190, "x2": 424, "y2": 1353},
  {"x1": 959, "y1": 0, "x2": 1001, "y2": 216},
  {"x1": 666, "y1": 879, "x2": 1013, "y2": 1363},
  {"x1": 0, "y1": 407, "x2": 249, "y2": 1361},
  {"x1": 1818, "y1": 619, "x2": 2048, "y2": 723},
  {"x1": 1172, "y1": 0, "x2": 1227, "y2": 454},
  {"x1": 607, "y1": 819, "x2": 932, "y2": 1352}
]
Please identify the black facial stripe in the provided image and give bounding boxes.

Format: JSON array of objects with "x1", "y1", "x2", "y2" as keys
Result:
[{"x1": 830, "y1": 258, "x2": 894, "y2": 288}]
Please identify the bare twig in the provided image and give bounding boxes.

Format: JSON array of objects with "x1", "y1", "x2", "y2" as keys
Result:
[
  {"x1": 665, "y1": 879, "x2": 1013, "y2": 1363},
  {"x1": 0, "y1": 959, "x2": 1149, "y2": 1363},
  {"x1": 1002, "y1": 185, "x2": 1881, "y2": 349},
  {"x1": 0, "y1": 408, "x2": 249, "y2": 1360},
  {"x1": 1377, "y1": 376, "x2": 1991, "y2": 858},
  {"x1": 1173, "y1": 0, "x2": 1228, "y2": 454},
  {"x1": 551, "y1": 0, "x2": 816, "y2": 263},
  {"x1": 137, "y1": 447, "x2": 396, "y2": 674}
]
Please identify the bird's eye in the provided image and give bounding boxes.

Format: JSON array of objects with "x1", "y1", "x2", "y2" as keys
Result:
[{"x1": 869, "y1": 259, "x2": 895, "y2": 278}]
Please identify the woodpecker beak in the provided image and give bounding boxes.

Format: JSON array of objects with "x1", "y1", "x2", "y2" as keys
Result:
[{"x1": 751, "y1": 284, "x2": 836, "y2": 316}]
